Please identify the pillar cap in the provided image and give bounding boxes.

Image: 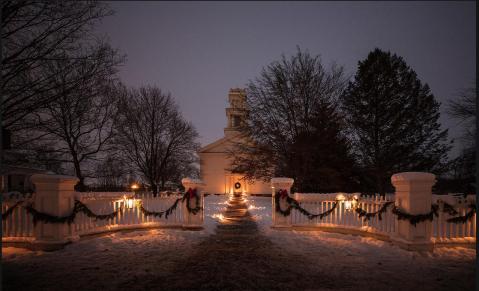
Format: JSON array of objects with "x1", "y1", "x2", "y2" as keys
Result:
[
  {"x1": 271, "y1": 177, "x2": 294, "y2": 185},
  {"x1": 31, "y1": 174, "x2": 79, "y2": 184},
  {"x1": 181, "y1": 178, "x2": 205, "y2": 186},
  {"x1": 391, "y1": 172, "x2": 436, "y2": 184}
]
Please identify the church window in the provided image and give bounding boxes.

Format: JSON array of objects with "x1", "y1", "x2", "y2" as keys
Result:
[{"x1": 232, "y1": 115, "x2": 241, "y2": 127}]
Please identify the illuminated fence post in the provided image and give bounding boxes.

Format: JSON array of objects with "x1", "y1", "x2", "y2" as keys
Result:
[
  {"x1": 271, "y1": 177, "x2": 294, "y2": 228},
  {"x1": 30, "y1": 174, "x2": 79, "y2": 250},
  {"x1": 390, "y1": 172, "x2": 436, "y2": 251},
  {"x1": 181, "y1": 178, "x2": 205, "y2": 229}
]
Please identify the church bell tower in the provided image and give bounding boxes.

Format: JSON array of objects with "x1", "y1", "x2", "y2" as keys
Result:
[{"x1": 224, "y1": 88, "x2": 247, "y2": 138}]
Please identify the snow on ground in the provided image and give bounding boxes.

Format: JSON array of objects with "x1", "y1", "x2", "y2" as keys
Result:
[
  {"x1": 245, "y1": 195, "x2": 272, "y2": 231},
  {"x1": 246, "y1": 196, "x2": 475, "y2": 291},
  {"x1": 246, "y1": 196, "x2": 475, "y2": 259},
  {"x1": 3, "y1": 195, "x2": 475, "y2": 290},
  {"x1": 203, "y1": 194, "x2": 228, "y2": 234},
  {"x1": 3, "y1": 228, "x2": 209, "y2": 290},
  {"x1": 3, "y1": 195, "x2": 228, "y2": 260},
  {"x1": 3, "y1": 195, "x2": 228, "y2": 291}
]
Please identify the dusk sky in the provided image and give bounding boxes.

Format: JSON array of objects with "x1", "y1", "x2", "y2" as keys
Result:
[{"x1": 98, "y1": 1, "x2": 475, "y2": 157}]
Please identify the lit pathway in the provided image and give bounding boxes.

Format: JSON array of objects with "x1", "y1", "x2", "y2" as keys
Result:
[{"x1": 141, "y1": 194, "x2": 339, "y2": 290}]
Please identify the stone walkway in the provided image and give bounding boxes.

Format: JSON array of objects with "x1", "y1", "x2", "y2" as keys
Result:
[{"x1": 137, "y1": 194, "x2": 341, "y2": 290}]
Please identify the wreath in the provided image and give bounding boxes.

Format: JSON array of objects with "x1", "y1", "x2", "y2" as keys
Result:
[{"x1": 234, "y1": 182, "x2": 241, "y2": 189}]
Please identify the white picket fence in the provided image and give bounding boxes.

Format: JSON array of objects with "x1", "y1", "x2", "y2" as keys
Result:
[
  {"x1": 431, "y1": 194, "x2": 476, "y2": 244},
  {"x1": 2, "y1": 191, "x2": 475, "y2": 247},
  {"x1": 274, "y1": 193, "x2": 476, "y2": 244},
  {"x1": 2, "y1": 192, "x2": 203, "y2": 243},
  {"x1": 283, "y1": 193, "x2": 395, "y2": 238},
  {"x1": 2, "y1": 198, "x2": 35, "y2": 242}
]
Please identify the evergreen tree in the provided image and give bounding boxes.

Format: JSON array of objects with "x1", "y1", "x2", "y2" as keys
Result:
[{"x1": 341, "y1": 48, "x2": 451, "y2": 194}]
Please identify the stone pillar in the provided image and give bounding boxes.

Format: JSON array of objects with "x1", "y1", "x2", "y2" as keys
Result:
[
  {"x1": 390, "y1": 172, "x2": 436, "y2": 251},
  {"x1": 271, "y1": 177, "x2": 294, "y2": 228},
  {"x1": 30, "y1": 174, "x2": 79, "y2": 250},
  {"x1": 181, "y1": 178, "x2": 205, "y2": 229}
]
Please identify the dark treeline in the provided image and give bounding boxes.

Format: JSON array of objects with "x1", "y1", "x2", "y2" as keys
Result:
[
  {"x1": 1, "y1": 1, "x2": 198, "y2": 194},
  {"x1": 229, "y1": 47, "x2": 473, "y2": 194},
  {"x1": 2, "y1": 2, "x2": 473, "y2": 195}
]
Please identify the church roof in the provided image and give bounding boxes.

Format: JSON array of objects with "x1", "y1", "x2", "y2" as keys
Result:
[{"x1": 199, "y1": 132, "x2": 243, "y2": 154}]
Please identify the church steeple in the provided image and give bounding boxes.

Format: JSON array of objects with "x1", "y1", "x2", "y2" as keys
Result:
[{"x1": 224, "y1": 88, "x2": 247, "y2": 137}]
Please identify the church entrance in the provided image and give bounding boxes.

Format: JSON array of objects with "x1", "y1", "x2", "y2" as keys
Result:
[
  {"x1": 227, "y1": 174, "x2": 245, "y2": 195},
  {"x1": 233, "y1": 180, "x2": 243, "y2": 195}
]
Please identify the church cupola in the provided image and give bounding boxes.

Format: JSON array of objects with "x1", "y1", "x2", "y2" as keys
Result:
[{"x1": 224, "y1": 88, "x2": 247, "y2": 137}]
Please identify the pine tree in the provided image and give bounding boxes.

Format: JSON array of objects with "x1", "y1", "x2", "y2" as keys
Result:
[{"x1": 341, "y1": 48, "x2": 451, "y2": 194}]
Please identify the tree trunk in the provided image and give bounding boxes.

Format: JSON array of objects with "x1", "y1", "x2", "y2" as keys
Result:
[
  {"x1": 160, "y1": 178, "x2": 166, "y2": 191},
  {"x1": 73, "y1": 155, "x2": 87, "y2": 192},
  {"x1": 151, "y1": 183, "x2": 158, "y2": 196}
]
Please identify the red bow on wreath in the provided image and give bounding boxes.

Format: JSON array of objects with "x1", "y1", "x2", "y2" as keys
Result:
[
  {"x1": 187, "y1": 188, "x2": 197, "y2": 198},
  {"x1": 279, "y1": 189, "x2": 288, "y2": 199}
]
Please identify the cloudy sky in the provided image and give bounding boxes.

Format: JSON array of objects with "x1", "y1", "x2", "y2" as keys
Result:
[{"x1": 98, "y1": 1, "x2": 475, "y2": 157}]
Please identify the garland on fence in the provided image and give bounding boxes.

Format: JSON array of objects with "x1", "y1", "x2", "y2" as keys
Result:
[
  {"x1": 441, "y1": 201, "x2": 459, "y2": 216},
  {"x1": 446, "y1": 204, "x2": 476, "y2": 223},
  {"x1": 276, "y1": 190, "x2": 477, "y2": 227},
  {"x1": 2, "y1": 200, "x2": 24, "y2": 220},
  {"x1": 275, "y1": 189, "x2": 338, "y2": 220},
  {"x1": 184, "y1": 188, "x2": 202, "y2": 215},
  {"x1": 138, "y1": 188, "x2": 202, "y2": 219},
  {"x1": 138, "y1": 197, "x2": 182, "y2": 219},
  {"x1": 25, "y1": 200, "x2": 121, "y2": 225},
  {"x1": 391, "y1": 204, "x2": 439, "y2": 226},
  {"x1": 2, "y1": 189, "x2": 203, "y2": 224},
  {"x1": 355, "y1": 201, "x2": 394, "y2": 221}
]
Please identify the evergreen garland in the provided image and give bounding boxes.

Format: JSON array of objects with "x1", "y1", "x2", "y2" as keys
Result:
[
  {"x1": 355, "y1": 201, "x2": 394, "y2": 221},
  {"x1": 25, "y1": 200, "x2": 121, "y2": 225},
  {"x1": 2, "y1": 201, "x2": 24, "y2": 220},
  {"x1": 138, "y1": 188, "x2": 202, "y2": 218},
  {"x1": 275, "y1": 190, "x2": 478, "y2": 227},
  {"x1": 182, "y1": 188, "x2": 202, "y2": 215},
  {"x1": 446, "y1": 204, "x2": 476, "y2": 223},
  {"x1": 275, "y1": 190, "x2": 338, "y2": 220},
  {"x1": 441, "y1": 201, "x2": 459, "y2": 216},
  {"x1": 2, "y1": 189, "x2": 203, "y2": 224},
  {"x1": 138, "y1": 198, "x2": 181, "y2": 219},
  {"x1": 392, "y1": 204, "x2": 439, "y2": 226},
  {"x1": 2, "y1": 190, "x2": 475, "y2": 227}
]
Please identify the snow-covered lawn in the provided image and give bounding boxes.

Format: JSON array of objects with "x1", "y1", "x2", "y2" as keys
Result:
[
  {"x1": 247, "y1": 196, "x2": 475, "y2": 291},
  {"x1": 3, "y1": 195, "x2": 228, "y2": 290}
]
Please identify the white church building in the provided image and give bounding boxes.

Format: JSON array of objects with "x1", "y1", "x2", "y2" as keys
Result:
[{"x1": 199, "y1": 88, "x2": 270, "y2": 195}]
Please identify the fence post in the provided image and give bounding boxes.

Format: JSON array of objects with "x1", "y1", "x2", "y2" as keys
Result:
[
  {"x1": 390, "y1": 172, "x2": 436, "y2": 251},
  {"x1": 181, "y1": 178, "x2": 205, "y2": 229},
  {"x1": 30, "y1": 174, "x2": 79, "y2": 251},
  {"x1": 271, "y1": 177, "x2": 294, "y2": 228}
]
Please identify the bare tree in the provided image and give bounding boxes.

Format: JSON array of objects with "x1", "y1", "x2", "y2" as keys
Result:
[
  {"x1": 444, "y1": 86, "x2": 476, "y2": 193},
  {"x1": 1, "y1": 0, "x2": 113, "y2": 129},
  {"x1": 447, "y1": 86, "x2": 476, "y2": 147},
  {"x1": 115, "y1": 86, "x2": 199, "y2": 195},
  {"x1": 93, "y1": 154, "x2": 128, "y2": 191},
  {"x1": 229, "y1": 48, "x2": 357, "y2": 192},
  {"x1": 13, "y1": 43, "x2": 123, "y2": 190}
]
